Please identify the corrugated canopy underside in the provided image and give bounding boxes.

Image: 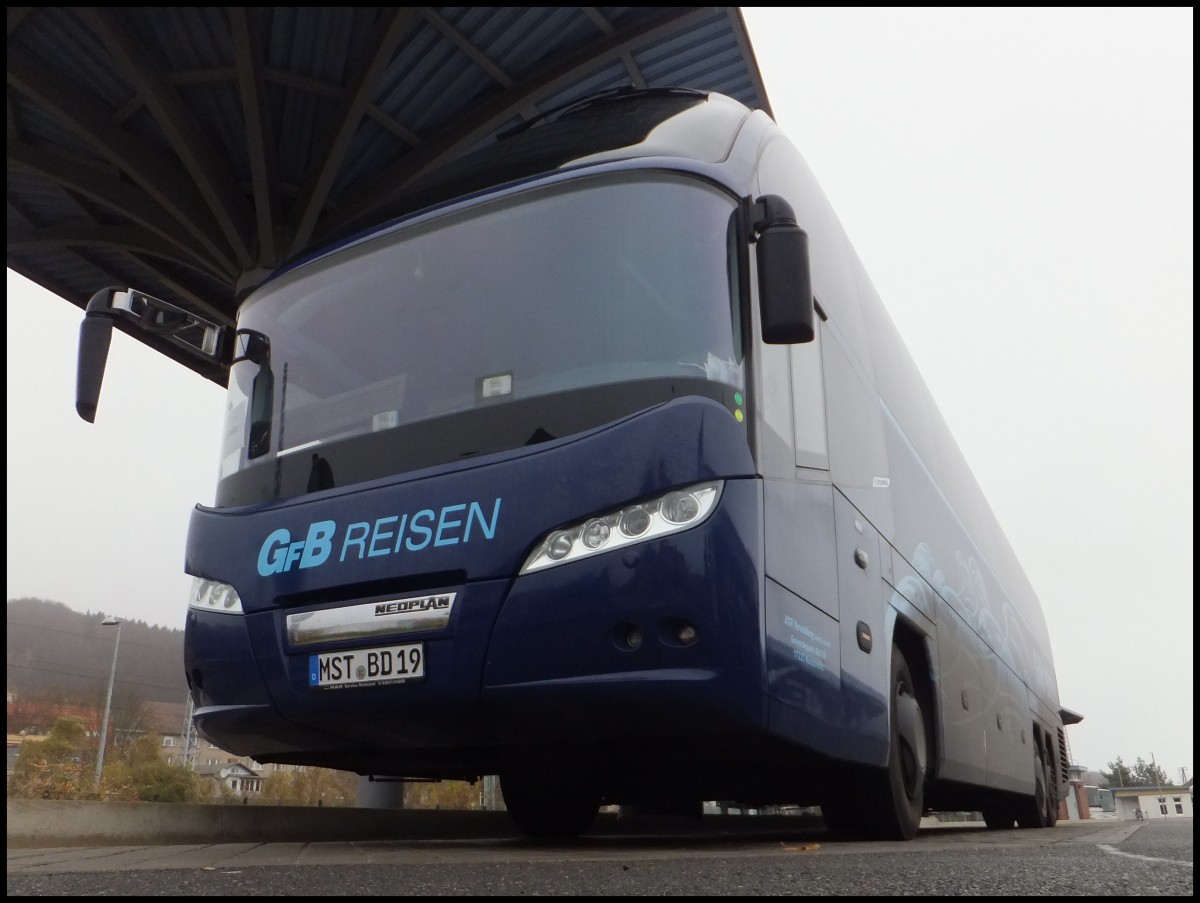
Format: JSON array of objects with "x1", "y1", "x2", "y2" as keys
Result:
[{"x1": 6, "y1": 6, "x2": 769, "y2": 384}]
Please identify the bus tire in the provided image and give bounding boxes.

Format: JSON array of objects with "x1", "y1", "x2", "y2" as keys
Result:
[
  {"x1": 1043, "y1": 757, "x2": 1059, "y2": 827},
  {"x1": 819, "y1": 778, "x2": 866, "y2": 837},
  {"x1": 1014, "y1": 754, "x2": 1050, "y2": 829},
  {"x1": 500, "y1": 769, "x2": 600, "y2": 840},
  {"x1": 981, "y1": 801, "x2": 1016, "y2": 829},
  {"x1": 879, "y1": 644, "x2": 927, "y2": 839},
  {"x1": 843, "y1": 645, "x2": 928, "y2": 840}
]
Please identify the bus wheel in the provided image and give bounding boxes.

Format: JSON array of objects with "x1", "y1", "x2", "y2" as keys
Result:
[
  {"x1": 843, "y1": 645, "x2": 928, "y2": 840},
  {"x1": 819, "y1": 779, "x2": 867, "y2": 837},
  {"x1": 1042, "y1": 758, "x2": 1059, "y2": 827},
  {"x1": 499, "y1": 769, "x2": 600, "y2": 840},
  {"x1": 981, "y1": 802, "x2": 1016, "y2": 829},
  {"x1": 881, "y1": 644, "x2": 928, "y2": 839},
  {"x1": 1014, "y1": 754, "x2": 1050, "y2": 829}
]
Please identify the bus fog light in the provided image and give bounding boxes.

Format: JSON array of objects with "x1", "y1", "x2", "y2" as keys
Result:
[
  {"x1": 626, "y1": 628, "x2": 643, "y2": 650},
  {"x1": 676, "y1": 623, "x2": 698, "y2": 645},
  {"x1": 188, "y1": 577, "x2": 244, "y2": 615}
]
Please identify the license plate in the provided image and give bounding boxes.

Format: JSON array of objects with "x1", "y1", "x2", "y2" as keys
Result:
[{"x1": 308, "y1": 643, "x2": 424, "y2": 689}]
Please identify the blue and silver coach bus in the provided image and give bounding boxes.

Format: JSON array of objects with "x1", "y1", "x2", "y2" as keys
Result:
[{"x1": 77, "y1": 88, "x2": 1074, "y2": 839}]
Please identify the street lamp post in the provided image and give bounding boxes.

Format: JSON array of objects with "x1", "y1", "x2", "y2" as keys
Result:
[
  {"x1": 94, "y1": 616, "x2": 122, "y2": 790},
  {"x1": 1152, "y1": 752, "x2": 1165, "y2": 818}
]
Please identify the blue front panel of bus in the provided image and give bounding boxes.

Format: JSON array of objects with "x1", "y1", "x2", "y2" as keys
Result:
[
  {"x1": 185, "y1": 396, "x2": 766, "y2": 759},
  {"x1": 480, "y1": 477, "x2": 764, "y2": 742}
]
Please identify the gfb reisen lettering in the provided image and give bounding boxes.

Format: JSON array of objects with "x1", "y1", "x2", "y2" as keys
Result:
[{"x1": 257, "y1": 498, "x2": 501, "y2": 577}]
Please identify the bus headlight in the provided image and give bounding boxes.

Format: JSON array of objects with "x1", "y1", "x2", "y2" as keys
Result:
[
  {"x1": 188, "y1": 577, "x2": 244, "y2": 614},
  {"x1": 520, "y1": 481, "x2": 723, "y2": 574}
]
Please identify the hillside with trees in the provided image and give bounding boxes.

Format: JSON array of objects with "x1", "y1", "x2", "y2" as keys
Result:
[
  {"x1": 7, "y1": 597, "x2": 484, "y2": 810},
  {"x1": 6, "y1": 597, "x2": 188, "y2": 734}
]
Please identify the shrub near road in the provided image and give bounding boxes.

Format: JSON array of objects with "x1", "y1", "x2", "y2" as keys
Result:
[{"x1": 8, "y1": 718, "x2": 212, "y2": 803}]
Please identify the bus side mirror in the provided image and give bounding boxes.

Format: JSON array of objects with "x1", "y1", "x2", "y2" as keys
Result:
[
  {"x1": 76, "y1": 287, "x2": 120, "y2": 422},
  {"x1": 753, "y1": 195, "x2": 815, "y2": 344},
  {"x1": 75, "y1": 286, "x2": 230, "y2": 422}
]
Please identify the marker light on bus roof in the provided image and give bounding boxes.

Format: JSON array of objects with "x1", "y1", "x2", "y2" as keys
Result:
[{"x1": 520, "y1": 481, "x2": 723, "y2": 574}]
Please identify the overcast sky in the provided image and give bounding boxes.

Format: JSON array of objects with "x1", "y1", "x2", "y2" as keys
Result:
[{"x1": 6, "y1": 8, "x2": 1193, "y2": 783}]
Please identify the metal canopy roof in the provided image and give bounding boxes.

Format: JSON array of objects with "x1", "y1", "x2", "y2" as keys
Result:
[{"x1": 7, "y1": 7, "x2": 770, "y2": 384}]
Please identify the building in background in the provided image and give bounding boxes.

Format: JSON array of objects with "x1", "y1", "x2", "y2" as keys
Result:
[
  {"x1": 1111, "y1": 787, "x2": 1194, "y2": 821},
  {"x1": 195, "y1": 761, "x2": 264, "y2": 798}
]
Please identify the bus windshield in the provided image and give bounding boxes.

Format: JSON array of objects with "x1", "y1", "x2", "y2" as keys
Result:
[{"x1": 218, "y1": 172, "x2": 745, "y2": 490}]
